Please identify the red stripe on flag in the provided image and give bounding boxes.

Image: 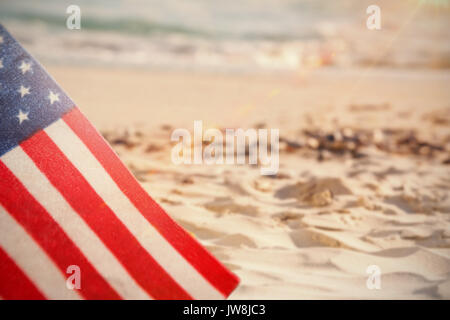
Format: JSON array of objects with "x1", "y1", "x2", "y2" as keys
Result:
[
  {"x1": 0, "y1": 246, "x2": 46, "y2": 300},
  {"x1": 63, "y1": 107, "x2": 239, "y2": 297},
  {"x1": 0, "y1": 160, "x2": 122, "y2": 300},
  {"x1": 21, "y1": 131, "x2": 192, "y2": 300}
]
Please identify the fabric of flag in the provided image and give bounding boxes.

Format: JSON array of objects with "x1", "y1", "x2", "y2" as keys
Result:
[{"x1": 0, "y1": 24, "x2": 239, "y2": 300}]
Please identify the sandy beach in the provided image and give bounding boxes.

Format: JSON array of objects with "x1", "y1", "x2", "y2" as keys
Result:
[{"x1": 47, "y1": 65, "x2": 450, "y2": 299}]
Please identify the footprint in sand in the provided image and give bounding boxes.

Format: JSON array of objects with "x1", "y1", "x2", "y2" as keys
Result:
[
  {"x1": 202, "y1": 197, "x2": 260, "y2": 217},
  {"x1": 275, "y1": 177, "x2": 353, "y2": 207}
]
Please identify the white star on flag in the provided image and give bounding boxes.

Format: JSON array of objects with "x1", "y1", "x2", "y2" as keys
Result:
[
  {"x1": 18, "y1": 61, "x2": 32, "y2": 74},
  {"x1": 18, "y1": 85, "x2": 30, "y2": 98},
  {"x1": 48, "y1": 90, "x2": 60, "y2": 104},
  {"x1": 16, "y1": 109, "x2": 29, "y2": 124}
]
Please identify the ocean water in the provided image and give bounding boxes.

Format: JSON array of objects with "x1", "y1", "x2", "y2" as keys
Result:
[{"x1": 0, "y1": 0, "x2": 449, "y2": 71}]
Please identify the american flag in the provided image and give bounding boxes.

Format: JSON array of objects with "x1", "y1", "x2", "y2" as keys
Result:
[{"x1": 0, "y1": 24, "x2": 239, "y2": 300}]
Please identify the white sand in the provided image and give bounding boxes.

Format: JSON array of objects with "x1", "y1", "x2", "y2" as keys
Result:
[{"x1": 49, "y1": 65, "x2": 450, "y2": 299}]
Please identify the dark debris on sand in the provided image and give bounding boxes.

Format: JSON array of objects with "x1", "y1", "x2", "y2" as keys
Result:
[
  {"x1": 101, "y1": 125, "x2": 449, "y2": 163},
  {"x1": 280, "y1": 127, "x2": 449, "y2": 162}
]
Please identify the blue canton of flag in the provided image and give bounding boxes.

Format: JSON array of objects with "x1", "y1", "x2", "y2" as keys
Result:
[{"x1": 0, "y1": 24, "x2": 74, "y2": 156}]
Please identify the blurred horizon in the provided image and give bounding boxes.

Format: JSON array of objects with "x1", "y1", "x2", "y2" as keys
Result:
[{"x1": 0, "y1": 0, "x2": 449, "y2": 72}]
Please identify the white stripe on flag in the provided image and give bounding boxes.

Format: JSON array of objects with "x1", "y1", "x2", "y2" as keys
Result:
[
  {"x1": 0, "y1": 205, "x2": 80, "y2": 300},
  {"x1": 1, "y1": 148, "x2": 150, "y2": 300},
  {"x1": 46, "y1": 119, "x2": 224, "y2": 300}
]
